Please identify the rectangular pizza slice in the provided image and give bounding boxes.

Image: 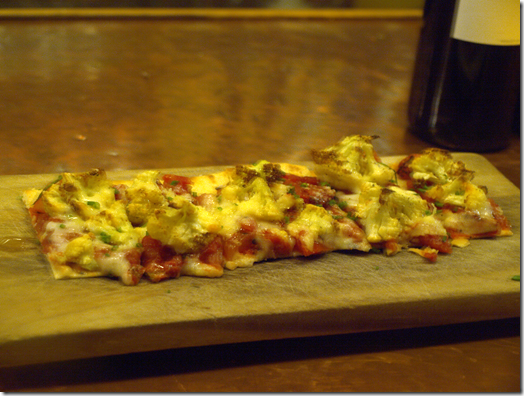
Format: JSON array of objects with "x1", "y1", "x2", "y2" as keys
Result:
[
  {"x1": 23, "y1": 135, "x2": 512, "y2": 284},
  {"x1": 22, "y1": 160, "x2": 371, "y2": 285}
]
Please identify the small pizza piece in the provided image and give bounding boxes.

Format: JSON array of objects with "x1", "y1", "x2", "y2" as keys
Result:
[
  {"x1": 311, "y1": 137, "x2": 452, "y2": 260},
  {"x1": 396, "y1": 148, "x2": 512, "y2": 241},
  {"x1": 22, "y1": 169, "x2": 146, "y2": 285},
  {"x1": 351, "y1": 182, "x2": 451, "y2": 257},
  {"x1": 24, "y1": 161, "x2": 373, "y2": 285}
]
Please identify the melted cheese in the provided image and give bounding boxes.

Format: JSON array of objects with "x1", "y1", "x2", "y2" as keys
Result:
[{"x1": 191, "y1": 169, "x2": 233, "y2": 195}]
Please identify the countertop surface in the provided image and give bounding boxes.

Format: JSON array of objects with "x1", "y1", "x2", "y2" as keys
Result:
[{"x1": 0, "y1": 9, "x2": 520, "y2": 392}]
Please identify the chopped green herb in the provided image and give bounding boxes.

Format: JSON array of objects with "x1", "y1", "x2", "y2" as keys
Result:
[
  {"x1": 434, "y1": 201, "x2": 444, "y2": 208},
  {"x1": 59, "y1": 223, "x2": 66, "y2": 229},
  {"x1": 300, "y1": 182, "x2": 309, "y2": 188},
  {"x1": 36, "y1": 175, "x2": 63, "y2": 201},
  {"x1": 86, "y1": 201, "x2": 100, "y2": 209},
  {"x1": 136, "y1": 242, "x2": 143, "y2": 248},
  {"x1": 511, "y1": 275, "x2": 520, "y2": 281},
  {"x1": 320, "y1": 181, "x2": 330, "y2": 187},
  {"x1": 328, "y1": 199, "x2": 337, "y2": 206},
  {"x1": 455, "y1": 190, "x2": 466, "y2": 196},
  {"x1": 99, "y1": 231, "x2": 111, "y2": 244},
  {"x1": 170, "y1": 180, "x2": 179, "y2": 186},
  {"x1": 347, "y1": 213, "x2": 358, "y2": 221},
  {"x1": 337, "y1": 201, "x2": 348, "y2": 210}
]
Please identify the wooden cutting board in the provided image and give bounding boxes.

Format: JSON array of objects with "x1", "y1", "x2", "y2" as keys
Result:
[{"x1": 0, "y1": 154, "x2": 520, "y2": 368}]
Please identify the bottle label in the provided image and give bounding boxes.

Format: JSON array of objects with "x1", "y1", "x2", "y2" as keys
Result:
[{"x1": 451, "y1": 0, "x2": 520, "y2": 46}]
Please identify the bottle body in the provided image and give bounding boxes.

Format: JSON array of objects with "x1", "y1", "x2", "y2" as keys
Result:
[{"x1": 408, "y1": 0, "x2": 520, "y2": 152}]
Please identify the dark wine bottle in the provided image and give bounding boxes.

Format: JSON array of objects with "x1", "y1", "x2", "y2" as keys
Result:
[{"x1": 408, "y1": 0, "x2": 520, "y2": 152}]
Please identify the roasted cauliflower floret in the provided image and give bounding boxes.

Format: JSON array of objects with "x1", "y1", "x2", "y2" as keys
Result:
[
  {"x1": 64, "y1": 234, "x2": 98, "y2": 271},
  {"x1": 287, "y1": 204, "x2": 338, "y2": 254},
  {"x1": 236, "y1": 177, "x2": 284, "y2": 222},
  {"x1": 400, "y1": 150, "x2": 492, "y2": 214},
  {"x1": 287, "y1": 204, "x2": 370, "y2": 254},
  {"x1": 356, "y1": 183, "x2": 446, "y2": 244},
  {"x1": 40, "y1": 169, "x2": 114, "y2": 218},
  {"x1": 425, "y1": 176, "x2": 490, "y2": 213},
  {"x1": 311, "y1": 135, "x2": 396, "y2": 192},
  {"x1": 214, "y1": 172, "x2": 287, "y2": 236},
  {"x1": 125, "y1": 170, "x2": 167, "y2": 226},
  {"x1": 146, "y1": 200, "x2": 217, "y2": 254},
  {"x1": 397, "y1": 148, "x2": 473, "y2": 185}
]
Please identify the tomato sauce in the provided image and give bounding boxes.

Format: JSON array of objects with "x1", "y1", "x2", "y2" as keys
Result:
[
  {"x1": 198, "y1": 236, "x2": 224, "y2": 268},
  {"x1": 141, "y1": 235, "x2": 184, "y2": 282},
  {"x1": 162, "y1": 174, "x2": 193, "y2": 195},
  {"x1": 412, "y1": 235, "x2": 452, "y2": 253},
  {"x1": 261, "y1": 229, "x2": 294, "y2": 258},
  {"x1": 282, "y1": 174, "x2": 335, "y2": 207}
]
